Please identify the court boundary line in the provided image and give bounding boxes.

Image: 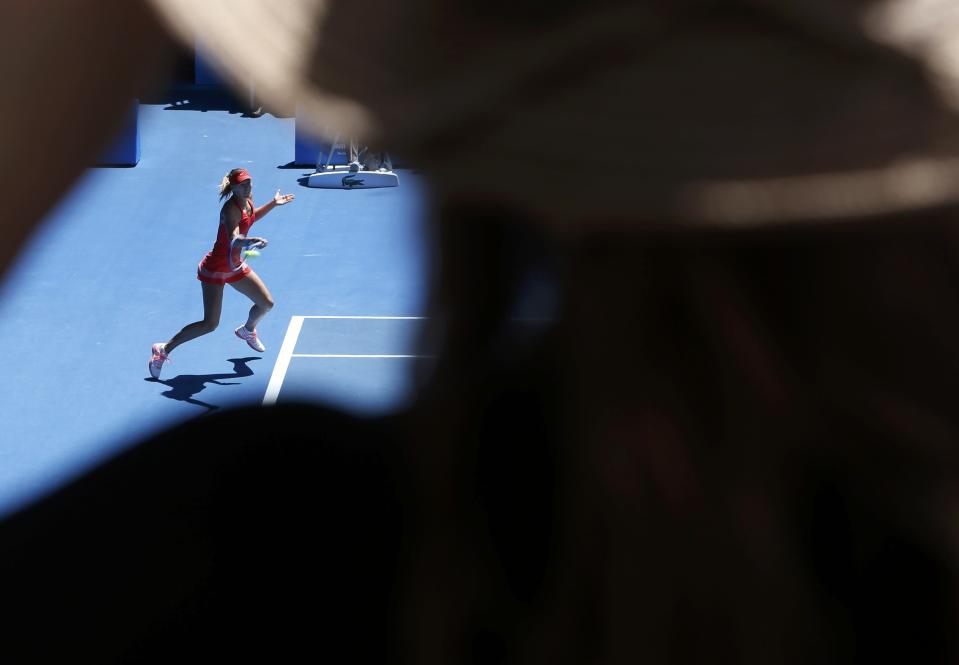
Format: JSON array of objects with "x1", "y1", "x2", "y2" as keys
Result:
[
  {"x1": 299, "y1": 315, "x2": 426, "y2": 320},
  {"x1": 263, "y1": 315, "x2": 305, "y2": 405},
  {"x1": 262, "y1": 315, "x2": 428, "y2": 406},
  {"x1": 291, "y1": 354, "x2": 433, "y2": 358},
  {"x1": 262, "y1": 315, "x2": 551, "y2": 406}
]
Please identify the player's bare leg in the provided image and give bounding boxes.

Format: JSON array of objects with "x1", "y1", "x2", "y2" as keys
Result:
[
  {"x1": 231, "y1": 270, "x2": 274, "y2": 331},
  {"x1": 165, "y1": 282, "x2": 225, "y2": 353},
  {"x1": 150, "y1": 282, "x2": 224, "y2": 377},
  {"x1": 230, "y1": 270, "x2": 274, "y2": 352}
]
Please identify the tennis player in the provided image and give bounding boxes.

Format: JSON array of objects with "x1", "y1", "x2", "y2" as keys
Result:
[{"x1": 149, "y1": 168, "x2": 294, "y2": 378}]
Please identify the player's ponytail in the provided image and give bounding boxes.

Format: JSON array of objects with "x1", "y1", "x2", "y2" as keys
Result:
[{"x1": 218, "y1": 173, "x2": 234, "y2": 201}]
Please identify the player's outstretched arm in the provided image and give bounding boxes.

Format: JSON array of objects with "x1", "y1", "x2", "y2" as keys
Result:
[{"x1": 254, "y1": 190, "x2": 295, "y2": 220}]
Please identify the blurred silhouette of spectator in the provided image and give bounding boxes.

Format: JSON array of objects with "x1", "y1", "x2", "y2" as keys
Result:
[{"x1": 4, "y1": 1, "x2": 959, "y2": 663}]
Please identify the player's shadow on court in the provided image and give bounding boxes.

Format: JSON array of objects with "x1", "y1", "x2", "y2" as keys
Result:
[{"x1": 144, "y1": 357, "x2": 261, "y2": 411}]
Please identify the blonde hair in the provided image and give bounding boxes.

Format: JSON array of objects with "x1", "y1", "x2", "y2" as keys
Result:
[{"x1": 218, "y1": 168, "x2": 246, "y2": 200}]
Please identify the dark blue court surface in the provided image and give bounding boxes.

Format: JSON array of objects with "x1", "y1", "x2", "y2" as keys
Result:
[{"x1": 0, "y1": 102, "x2": 429, "y2": 517}]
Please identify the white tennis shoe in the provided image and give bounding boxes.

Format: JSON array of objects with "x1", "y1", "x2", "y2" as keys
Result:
[
  {"x1": 235, "y1": 325, "x2": 266, "y2": 352},
  {"x1": 149, "y1": 343, "x2": 169, "y2": 379}
]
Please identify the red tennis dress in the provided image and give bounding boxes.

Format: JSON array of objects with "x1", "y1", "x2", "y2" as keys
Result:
[{"x1": 197, "y1": 197, "x2": 255, "y2": 284}]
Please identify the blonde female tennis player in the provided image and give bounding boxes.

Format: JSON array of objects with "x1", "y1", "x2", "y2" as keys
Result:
[{"x1": 149, "y1": 168, "x2": 294, "y2": 378}]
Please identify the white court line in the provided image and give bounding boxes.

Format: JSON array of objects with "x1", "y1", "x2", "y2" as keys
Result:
[
  {"x1": 297, "y1": 316, "x2": 426, "y2": 320},
  {"x1": 262, "y1": 315, "x2": 550, "y2": 405},
  {"x1": 262, "y1": 316, "x2": 305, "y2": 405},
  {"x1": 261, "y1": 315, "x2": 429, "y2": 406},
  {"x1": 291, "y1": 354, "x2": 433, "y2": 358}
]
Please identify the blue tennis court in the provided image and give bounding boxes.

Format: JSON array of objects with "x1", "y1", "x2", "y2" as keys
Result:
[{"x1": 0, "y1": 96, "x2": 430, "y2": 517}]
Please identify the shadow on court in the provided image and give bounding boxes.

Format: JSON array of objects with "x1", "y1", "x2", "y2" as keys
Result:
[
  {"x1": 141, "y1": 85, "x2": 269, "y2": 117},
  {"x1": 144, "y1": 357, "x2": 261, "y2": 411},
  {"x1": 277, "y1": 162, "x2": 314, "y2": 170}
]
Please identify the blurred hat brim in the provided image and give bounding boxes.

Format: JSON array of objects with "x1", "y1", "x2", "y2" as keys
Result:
[{"x1": 148, "y1": 0, "x2": 959, "y2": 230}]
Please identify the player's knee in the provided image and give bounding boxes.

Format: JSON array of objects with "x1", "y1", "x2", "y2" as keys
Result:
[
  {"x1": 201, "y1": 318, "x2": 219, "y2": 334},
  {"x1": 262, "y1": 297, "x2": 274, "y2": 311}
]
